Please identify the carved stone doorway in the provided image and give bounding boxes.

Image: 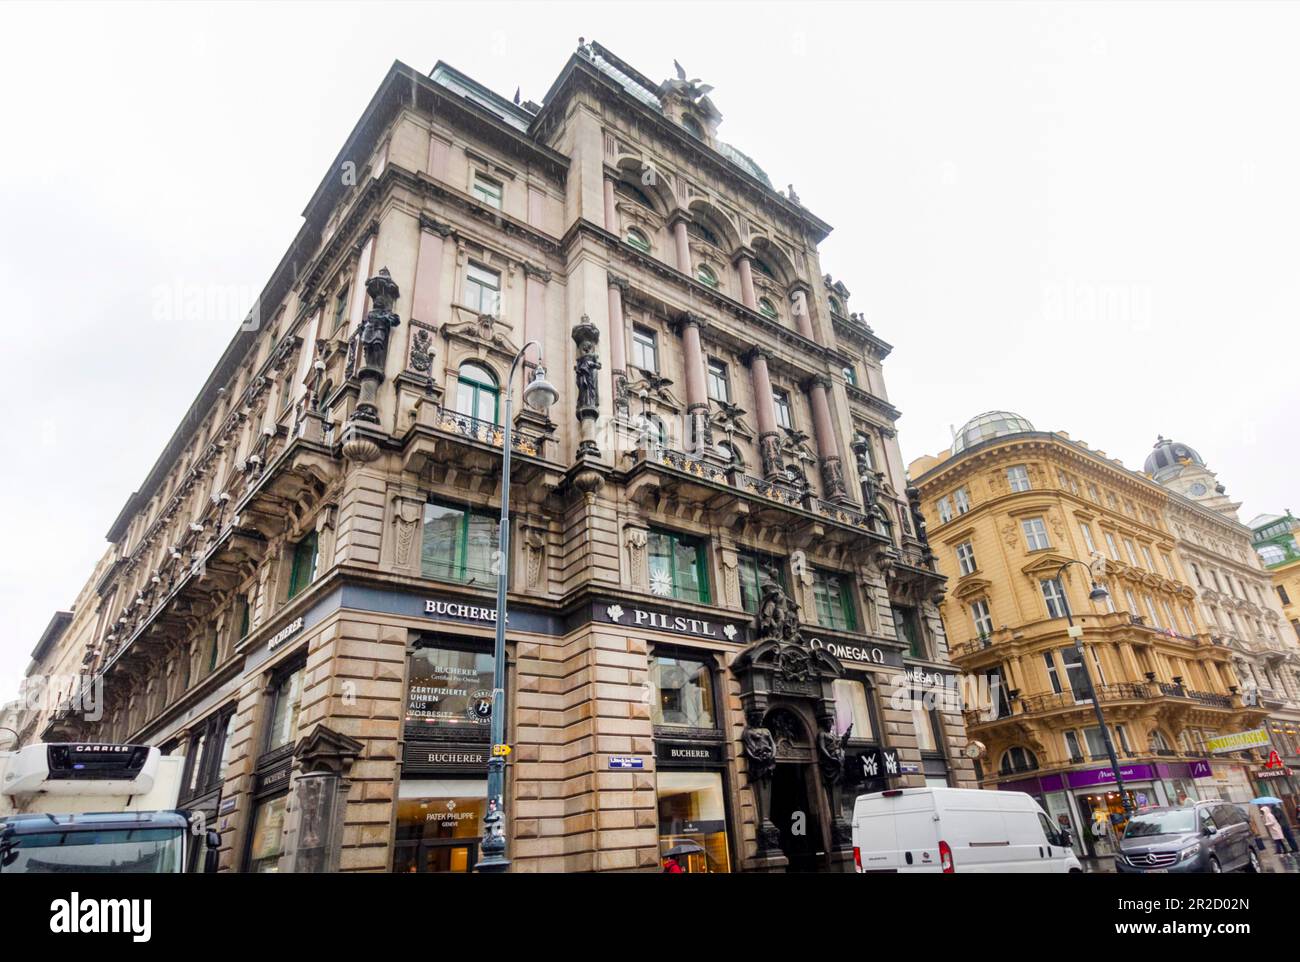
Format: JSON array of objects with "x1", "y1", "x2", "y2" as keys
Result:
[{"x1": 769, "y1": 762, "x2": 826, "y2": 872}]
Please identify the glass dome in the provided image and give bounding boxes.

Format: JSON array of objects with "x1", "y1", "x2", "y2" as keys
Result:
[{"x1": 951, "y1": 411, "x2": 1035, "y2": 454}]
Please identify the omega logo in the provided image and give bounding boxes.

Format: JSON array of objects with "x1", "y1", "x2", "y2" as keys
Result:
[{"x1": 808, "y1": 637, "x2": 886, "y2": 665}]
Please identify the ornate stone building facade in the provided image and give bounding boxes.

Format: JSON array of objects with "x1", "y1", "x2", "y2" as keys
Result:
[
  {"x1": 909, "y1": 414, "x2": 1267, "y2": 865},
  {"x1": 15, "y1": 42, "x2": 969, "y2": 873},
  {"x1": 1145, "y1": 439, "x2": 1300, "y2": 811}
]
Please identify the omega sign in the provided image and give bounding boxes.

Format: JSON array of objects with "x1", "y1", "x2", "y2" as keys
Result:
[{"x1": 809, "y1": 637, "x2": 887, "y2": 665}]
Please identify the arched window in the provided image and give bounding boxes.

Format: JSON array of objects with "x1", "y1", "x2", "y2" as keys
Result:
[
  {"x1": 758, "y1": 297, "x2": 779, "y2": 320},
  {"x1": 1148, "y1": 729, "x2": 1172, "y2": 753},
  {"x1": 999, "y1": 746, "x2": 1038, "y2": 776},
  {"x1": 828, "y1": 296, "x2": 845, "y2": 316},
  {"x1": 687, "y1": 220, "x2": 722, "y2": 248},
  {"x1": 682, "y1": 115, "x2": 705, "y2": 139},
  {"x1": 752, "y1": 257, "x2": 776, "y2": 280},
  {"x1": 695, "y1": 263, "x2": 719, "y2": 289},
  {"x1": 625, "y1": 226, "x2": 651, "y2": 253},
  {"x1": 614, "y1": 180, "x2": 656, "y2": 209},
  {"x1": 455, "y1": 361, "x2": 499, "y2": 424}
]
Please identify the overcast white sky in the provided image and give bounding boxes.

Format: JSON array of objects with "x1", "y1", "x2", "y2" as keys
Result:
[{"x1": 1, "y1": 1, "x2": 1296, "y2": 702}]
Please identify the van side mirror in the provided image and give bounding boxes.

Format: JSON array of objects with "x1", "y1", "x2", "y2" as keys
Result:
[
  {"x1": 1203, "y1": 825, "x2": 1217, "y2": 837},
  {"x1": 204, "y1": 830, "x2": 221, "y2": 874},
  {"x1": 1058, "y1": 829, "x2": 1072, "y2": 848}
]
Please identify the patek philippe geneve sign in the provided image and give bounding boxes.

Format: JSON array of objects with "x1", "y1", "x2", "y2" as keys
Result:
[{"x1": 595, "y1": 601, "x2": 746, "y2": 643}]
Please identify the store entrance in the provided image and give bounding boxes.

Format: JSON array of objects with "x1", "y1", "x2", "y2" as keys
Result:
[{"x1": 770, "y1": 763, "x2": 824, "y2": 872}]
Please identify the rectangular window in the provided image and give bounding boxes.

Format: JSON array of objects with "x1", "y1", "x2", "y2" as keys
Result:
[
  {"x1": 236, "y1": 595, "x2": 251, "y2": 640},
  {"x1": 1123, "y1": 539, "x2": 1140, "y2": 566},
  {"x1": 1279, "y1": 585, "x2": 1292, "y2": 606},
  {"x1": 813, "y1": 569, "x2": 857, "y2": 631},
  {"x1": 287, "y1": 531, "x2": 319, "y2": 600},
  {"x1": 656, "y1": 771, "x2": 731, "y2": 874},
  {"x1": 1022, "y1": 517, "x2": 1050, "y2": 552},
  {"x1": 970, "y1": 599, "x2": 993, "y2": 638},
  {"x1": 956, "y1": 541, "x2": 977, "y2": 576},
  {"x1": 265, "y1": 665, "x2": 304, "y2": 753},
  {"x1": 1083, "y1": 725, "x2": 1108, "y2": 759},
  {"x1": 1064, "y1": 730, "x2": 1083, "y2": 760},
  {"x1": 1043, "y1": 651, "x2": 1063, "y2": 694},
  {"x1": 463, "y1": 263, "x2": 501, "y2": 316},
  {"x1": 1104, "y1": 532, "x2": 1121, "y2": 561},
  {"x1": 911, "y1": 695, "x2": 939, "y2": 753},
  {"x1": 631, "y1": 326, "x2": 658, "y2": 373},
  {"x1": 405, "y1": 644, "x2": 495, "y2": 731},
  {"x1": 893, "y1": 605, "x2": 925, "y2": 658},
  {"x1": 1061, "y1": 647, "x2": 1091, "y2": 701},
  {"x1": 706, "y1": 358, "x2": 730, "y2": 403},
  {"x1": 648, "y1": 529, "x2": 710, "y2": 604},
  {"x1": 1079, "y1": 523, "x2": 1097, "y2": 554},
  {"x1": 421, "y1": 502, "x2": 499, "y2": 586},
  {"x1": 737, "y1": 550, "x2": 786, "y2": 615},
  {"x1": 842, "y1": 365, "x2": 858, "y2": 386},
  {"x1": 772, "y1": 390, "x2": 793, "y2": 430},
  {"x1": 332, "y1": 286, "x2": 349, "y2": 331},
  {"x1": 246, "y1": 794, "x2": 289, "y2": 873},
  {"x1": 937, "y1": 497, "x2": 953, "y2": 524},
  {"x1": 832, "y1": 678, "x2": 874, "y2": 740},
  {"x1": 471, "y1": 173, "x2": 503, "y2": 209},
  {"x1": 1041, "y1": 577, "x2": 1068, "y2": 618},
  {"x1": 649, "y1": 654, "x2": 716, "y2": 729},
  {"x1": 1144, "y1": 595, "x2": 1163, "y2": 630},
  {"x1": 1006, "y1": 465, "x2": 1031, "y2": 492},
  {"x1": 1140, "y1": 545, "x2": 1156, "y2": 570},
  {"x1": 953, "y1": 487, "x2": 971, "y2": 514},
  {"x1": 1162, "y1": 553, "x2": 1177, "y2": 579},
  {"x1": 1088, "y1": 483, "x2": 1100, "y2": 503}
]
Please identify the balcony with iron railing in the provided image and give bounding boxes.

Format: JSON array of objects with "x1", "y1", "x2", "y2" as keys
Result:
[{"x1": 623, "y1": 442, "x2": 899, "y2": 552}]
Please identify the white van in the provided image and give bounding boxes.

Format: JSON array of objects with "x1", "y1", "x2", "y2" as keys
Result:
[{"x1": 852, "y1": 787, "x2": 1082, "y2": 873}]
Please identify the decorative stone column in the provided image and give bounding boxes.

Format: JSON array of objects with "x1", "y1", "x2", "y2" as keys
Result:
[
  {"x1": 745, "y1": 347, "x2": 782, "y2": 479},
  {"x1": 669, "y1": 210, "x2": 692, "y2": 274},
  {"x1": 603, "y1": 175, "x2": 618, "y2": 233},
  {"x1": 805, "y1": 375, "x2": 847, "y2": 501},
  {"x1": 342, "y1": 268, "x2": 400, "y2": 463},
  {"x1": 788, "y1": 282, "x2": 817, "y2": 340},
  {"x1": 678, "y1": 312, "x2": 711, "y2": 453},
  {"x1": 572, "y1": 315, "x2": 601, "y2": 458},
  {"x1": 281, "y1": 724, "x2": 364, "y2": 874},
  {"x1": 733, "y1": 248, "x2": 758, "y2": 310},
  {"x1": 607, "y1": 273, "x2": 630, "y2": 418}
]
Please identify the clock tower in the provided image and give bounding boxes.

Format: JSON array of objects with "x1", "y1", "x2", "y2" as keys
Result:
[{"x1": 1143, "y1": 436, "x2": 1241, "y2": 519}]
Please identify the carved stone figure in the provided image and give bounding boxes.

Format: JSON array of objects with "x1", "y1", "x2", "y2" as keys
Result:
[
  {"x1": 742, "y1": 725, "x2": 776, "y2": 781},
  {"x1": 571, "y1": 316, "x2": 601, "y2": 456},
  {"x1": 757, "y1": 580, "x2": 801, "y2": 645},
  {"x1": 359, "y1": 268, "x2": 400, "y2": 374},
  {"x1": 820, "y1": 455, "x2": 847, "y2": 501},
  {"x1": 816, "y1": 718, "x2": 851, "y2": 785}
]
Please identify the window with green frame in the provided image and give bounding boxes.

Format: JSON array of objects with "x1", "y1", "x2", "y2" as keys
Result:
[
  {"x1": 812, "y1": 569, "x2": 857, "y2": 631},
  {"x1": 738, "y1": 550, "x2": 787, "y2": 614},
  {"x1": 893, "y1": 604, "x2": 926, "y2": 658},
  {"x1": 455, "y1": 361, "x2": 499, "y2": 424},
  {"x1": 236, "y1": 595, "x2": 251, "y2": 640},
  {"x1": 287, "y1": 531, "x2": 318, "y2": 600},
  {"x1": 421, "y1": 501, "x2": 499, "y2": 586},
  {"x1": 648, "y1": 529, "x2": 710, "y2": 604},
  {"x1": 695, "y1": 263, "x2": 719, "y2": 289}
]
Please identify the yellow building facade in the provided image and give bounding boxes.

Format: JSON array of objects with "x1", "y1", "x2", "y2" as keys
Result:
[{"x1": 909, "y1": 413, "x2": 1267, "y2": 864}]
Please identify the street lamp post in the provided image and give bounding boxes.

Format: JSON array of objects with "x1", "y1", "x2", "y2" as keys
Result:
[
  {"x1": 1053, "y1": 559, "x2": 1134, "y2": 825},
  {"x1": 474, "y1": 341, "x2": 557, "y2": 873}
]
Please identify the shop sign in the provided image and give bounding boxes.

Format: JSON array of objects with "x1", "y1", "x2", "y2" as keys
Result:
[
  {"x1": 402, "y1": 745, "x2": 489, "y2": 773},
  {"x1": 596, "y1": 601, "x2": 744, "y2": 643},
  {"x1": 608, "y1": 756, "x2": 645, "y2": 770},
  {"x1": 254, "y1": 761, "x2": 292, "y2": 797},
  {"x1": 266, "y1": 616, "x2": 304, "y2": 652},
  {"x1": 656, "y1": 742, "x2": 723, "y2": 765},
  {"x1": 855, "y1": 747, "x2": 901, "y2": 780},
  {"x1": 1205, "y1": 728, "x2": 1270, "y2": 754},
  {"x1": 1065, "y1": 764, "x2": 1154, "y2": 789},
  {"x1": 1257, "y1": 767, "x2": 1293, "y2": 781},
  {"x1": 423, "y1": 599, "x2": 505, "y2": 624},
  {"x1": 406, "y1": 647, "x2": 495, "y2": 729},
  {"x1": 1188, "y1": 759, "x2": 1213, "y2": 780},
  {"x1": 808, "y1": 637, "x2": 904, "y2": 669}
]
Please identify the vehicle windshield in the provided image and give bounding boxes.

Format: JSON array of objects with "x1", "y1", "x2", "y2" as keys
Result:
[
  {"x1": 0, "y1": 827, "x2": 185, "y2": 873},
  {"x1": 1123, "y1": 809, "x2": 1196, "y2": 839}
]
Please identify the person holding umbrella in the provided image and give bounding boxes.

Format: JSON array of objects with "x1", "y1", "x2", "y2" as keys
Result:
[
  {"x1": 1253, "y1": 797, "x2": 1288, "y2": 856},
  {"x1": 662, "y1": 840, "x2": 704, "y2": 873}
]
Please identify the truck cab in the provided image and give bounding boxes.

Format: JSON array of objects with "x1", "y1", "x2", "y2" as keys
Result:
[{"x1": 0, "y1": 742, "x2": 219, "y2": 874}]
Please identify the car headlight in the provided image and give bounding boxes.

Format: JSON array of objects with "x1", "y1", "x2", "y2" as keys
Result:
[{"x1": 1177, "y1": 845, "x2": 1200, "y2": 862}]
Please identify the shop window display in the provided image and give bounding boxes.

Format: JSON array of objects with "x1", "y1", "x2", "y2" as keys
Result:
[{"x1": 656, "y1": 771, "x2": 731, "y2": 873}]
